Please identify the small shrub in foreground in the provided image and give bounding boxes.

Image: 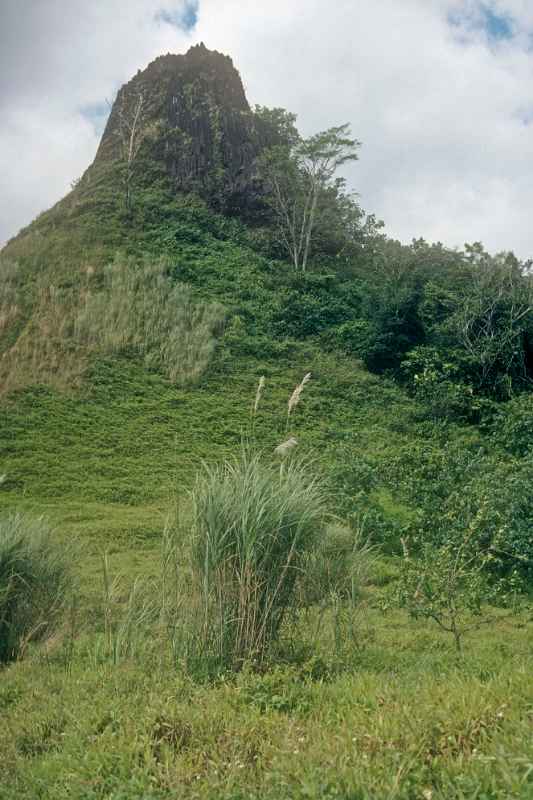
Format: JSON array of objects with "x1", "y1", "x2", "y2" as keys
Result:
[
  {"x1": 396, "y1": 527, "x2": 494, "y2": 653},
  {"x1": 0, "y1": 514, "x2": 73, "y2": 664},
  {"x1": 298, "y1": 520, "x2": 376, "y2": 606}
]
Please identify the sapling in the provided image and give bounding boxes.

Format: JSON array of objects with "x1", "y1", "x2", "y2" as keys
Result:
[{"x1": 397, "y1": 527, "x2": 494, "y2": 653}]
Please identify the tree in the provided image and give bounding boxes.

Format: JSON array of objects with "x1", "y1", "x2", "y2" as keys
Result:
[
  {"x1": 254, "y1": 105, "x2": 299, "y2": 148},
  {"x1": 449, "y1": 247, "x2": 533, "y2": 395},
  {"x1": 258, "y1": 124, "x2": 360, "y2": 271},
  {"x1": 397, "y1": 529, "x2": 493, "y2": 653},
  {"x1": 114, "y1": 91, "x2": 152, "y2": 212}
]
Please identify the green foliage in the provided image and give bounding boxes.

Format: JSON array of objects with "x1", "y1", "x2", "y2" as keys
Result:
[
  {"x1": 444, "y1": 247, "x2": 533, "y2": 396},
  {"x1": 401, "y1": 345, "x2": 483, "y2": 421},
  {"x1": 397, "y1": 529, "x2": 494, "y2": 652},
  {"x1": 257, "y1": 123, "x2": 362, "y2": 270},
  {"x1": 493, "y1": 393, "x2": 533, "y2": 457},
  {"x1": 354, "y1": 239, "x2": 533, "y2": 417},
  {"x1": 356, "y1": 265, "x2": 425, "y2": 372},
  {"x1": 1, "y1": 86, "x2": 533, "y2": 799},
  {"x1": 387, "y1": 436, "x2": 533, "y2": 579},
  {"x1": 0, "y1": 513, "x2": 73, "y2": 663},
  {"x1": 253, "y1": 105, "x2": 299, "y2": 148},
  {"x1": 326, "y1": 318, "x2": 376, "y2": 357}
]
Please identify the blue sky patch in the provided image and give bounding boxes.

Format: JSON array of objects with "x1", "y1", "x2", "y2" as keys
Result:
[
  {"x1": 481, "y1": 5, "x2": 513, "y2": 40},
  {"x1": 155, "y1": 2, "x2": 199, "y2": 32},
  {"x1": 448, "y1": 3, "x2": 514, "y2": 43},
  {"x1": 516, "y1": 107, "x2": 533, "y2": 126}
]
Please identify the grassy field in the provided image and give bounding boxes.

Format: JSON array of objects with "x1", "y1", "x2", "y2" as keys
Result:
[
  {"x1": 1, "y1": 598, "x2": 532, "y2": 798},
  {"x1": 1, "y1": 348, "x2": 532, "y2": 799},
  {"x1": 1, "y1": 170, "x2": 532, "y2": 798}
]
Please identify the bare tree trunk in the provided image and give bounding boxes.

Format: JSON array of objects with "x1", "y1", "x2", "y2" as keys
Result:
[
  {"x1": 302, "y1": 182, "x2": 319, "y2": 272},
  {"x1": 117, "y1": 93, "x2": 146, "y2": 213}
]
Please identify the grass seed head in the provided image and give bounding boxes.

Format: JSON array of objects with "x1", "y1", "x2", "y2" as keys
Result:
[
  {"x1": 288, "y1": 372, "x2": 311, "y2": 416},
  {"x1": 274, "y1": 437, "x2": 298, "y2": 456},
  {"x1": 253, "y1": 375, "x2": 266, "y2": 415}
]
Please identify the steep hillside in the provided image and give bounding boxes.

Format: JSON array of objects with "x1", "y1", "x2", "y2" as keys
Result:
[
  {"x1": 1, "y1": 46, "x2": 532, "y2": 800},
  {"x1": 0, "y1": 44, "x2": 447, "y2": 573},
  {"x1": 1, "y1": 42, "x2": 530, "y2": 602}
]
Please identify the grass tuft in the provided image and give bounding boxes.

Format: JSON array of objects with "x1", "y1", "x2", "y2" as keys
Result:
[
  {"x1": 0, "y1": 256, "x2": 225, "y2": 396},
  {"x1": 0, "y1": 513, "x2": 74, "y2": 664},
  {"x1": 181, "y1": 450, "x2": 328, "y2": 671}
]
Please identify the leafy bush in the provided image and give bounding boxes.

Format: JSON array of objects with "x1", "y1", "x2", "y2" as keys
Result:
[
  {"x1": 298, "y1": 522, "x2": 376, "y2": 605},
  {"x1": 493, "y1": 394, "x2": 533, "y2": 457},
  {"x1": 186, "y1": 451, "x2": 327, "y2": 670},
  {"x1": 267, "y1": 282, "x2": 349, "y2": 339},
  {"x1": 0, "y1": 514, "x2": 73, "y2": 663},
  {"x1": 397, "y1": 529, "x2": 493, "y2": 652},
  {"x1": 442, "y1": 460, "x2": 533, "y2": 577},
  {"x1": 392, "y1": 440, "x2": 533, "y2": 580},
  {"x1": 326, "y1": 318, "x2": 376, "y2": 358},
  {"x1": 401, "y1": 346, "x2": 483, "y2": 421}
]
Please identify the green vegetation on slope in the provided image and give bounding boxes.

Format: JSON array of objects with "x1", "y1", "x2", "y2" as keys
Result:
[{"x1": 1, "y1": 52, "x2": 532, "y2": 798}]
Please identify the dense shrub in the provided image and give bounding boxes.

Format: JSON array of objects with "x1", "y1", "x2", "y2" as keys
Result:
[
  {"x1": 325, "y1": 318, "x2": 376, "y2": 358},
  {"x1": 493, "y1": 394, "x2": 533, "y2": 457},
  {"x1": 401, "y1": 346, "x2": 484, "y2": 421},
  {"x1": 0, "y1": 514, "x2": 73, "y2": 663},
  {"x1": 392, "y1": 440, "x2": 533, "y2": 579},
  {"x1": 298, "y1": 522, "x2": 376, "y2": 605}
]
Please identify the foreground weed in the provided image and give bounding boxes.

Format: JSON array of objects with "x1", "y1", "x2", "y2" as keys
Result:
[{"x1": 0, "y1": 513, "x2": 74, "y2": 663}]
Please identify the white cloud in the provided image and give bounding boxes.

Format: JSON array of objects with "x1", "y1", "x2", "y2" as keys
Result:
[
  {"x1": 0, "y1": 0, "x2": 193, "y2": 244},
  {"x1": 1, "y1": 0, "x2": 532, "y2": 258}
]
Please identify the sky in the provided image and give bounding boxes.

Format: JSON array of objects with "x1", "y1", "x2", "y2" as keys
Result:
[{"x1": 1, "y1": 0, "x2": 533, "y2": 258}]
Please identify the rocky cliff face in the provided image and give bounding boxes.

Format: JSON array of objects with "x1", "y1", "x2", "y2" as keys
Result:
[{"x1": 93, "y1": 44, "x2": 267, "y2": 213}]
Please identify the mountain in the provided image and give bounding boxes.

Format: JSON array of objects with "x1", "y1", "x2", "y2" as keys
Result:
[
  {"x1": 3, "y1": 44, "x2": 275, "y2": 265},
  {"x1": 1, "y1": 45, "x2": 532, "y2": 800},
  {"x1": 0, "y1": 44, "x2": 425, "y2": 514},
  {"x1": 0, "y1": 46, "x2": 275, "y2": 395},
  {"x1": 91, "y1": 43, "x2": 268, "y2": 213}
]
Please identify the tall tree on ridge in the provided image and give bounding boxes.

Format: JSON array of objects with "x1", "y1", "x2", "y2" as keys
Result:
[{"x1": 258, "y1": 124, "x2": 360, "y2": 271}]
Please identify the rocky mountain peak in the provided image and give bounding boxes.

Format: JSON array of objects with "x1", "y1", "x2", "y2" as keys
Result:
[{"x1": 93, "y1": 45, "x2": 265, "y2": 212}]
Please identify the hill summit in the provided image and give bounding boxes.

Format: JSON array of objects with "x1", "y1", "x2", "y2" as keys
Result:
[{"x1": 90, "y1": 43, "x2": 266, "y2": 213}]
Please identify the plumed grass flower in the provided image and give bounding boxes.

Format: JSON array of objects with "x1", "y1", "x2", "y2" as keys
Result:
[
  {"x1": 274, "y1": 437, "x2": 298, "y2": 457},
  {"x1": 288, "y1": 372, "x2": 311, "y2": 422},
  {"x1": 252, "y1": 375, "x2": 266, "y2": 416}
]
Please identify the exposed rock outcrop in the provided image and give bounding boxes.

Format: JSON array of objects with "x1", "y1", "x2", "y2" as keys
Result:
[{"x1": 94, "y1": 43, "x2": 267, "y2": 212}]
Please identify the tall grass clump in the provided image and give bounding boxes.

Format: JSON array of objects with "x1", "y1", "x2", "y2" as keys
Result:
[
  {"x1": 74, "y1": 256, "x2": 225, "y2": 386},
  {"x1": 0, "y1": 255, "x2": 225, "y2": 395},
  {"x1": 90, "y1": 554, "x2": 161, "y2": 666},
  {"x1": 0, "y1": 514, "x2": 73, "y2": 664},
  {"x1": 0, "y1": 260, "x2": 21, "y2": 339},
  {"x1": 299, "y1": 520, "x2": 376, "y2": 606},
  {"x1": 187, "y1": 451, "x2": 327, "y2": 671}
]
